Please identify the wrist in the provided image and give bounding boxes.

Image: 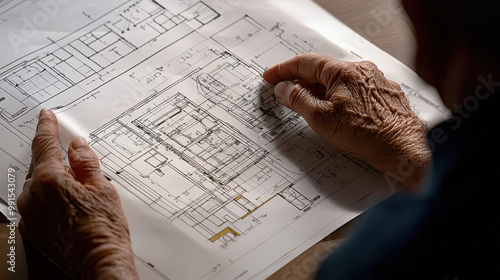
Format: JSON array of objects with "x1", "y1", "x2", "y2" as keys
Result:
[
  {"x1": 383, "y1": 118, "x2": 431, "y2": 192},
  {"x1": 385, "y1": 148, "x2": 431, "y2": 192},
  {"x1": 365, "y1": 116, "x2": 431, "y2": 192}
]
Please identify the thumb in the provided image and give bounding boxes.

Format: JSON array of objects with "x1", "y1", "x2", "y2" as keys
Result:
[
  {"x1": 274, "y1": 81, "x2": 330, "y2": 120},
  {"x1": 68, "y1": 137, "x2": 105, "y2": 185}
]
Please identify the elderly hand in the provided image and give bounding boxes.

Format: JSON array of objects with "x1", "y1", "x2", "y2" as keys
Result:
[
  {"x1": 263, "y1": 53, "x2": 430, "y2": 191},
  {"x1": 17, "y1": 109, "x2": 137, "y2": 280}
]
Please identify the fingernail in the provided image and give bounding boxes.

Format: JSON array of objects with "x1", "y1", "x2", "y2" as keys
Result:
[
  {"x1": 274, "y1": 81, "x2": 288, "y2": 99},
  {"x1": 40, "y1": 108, "x2": 47, "y2": 114},
  {"x1": 72, "y1": 137, "x2": 89, "y2": 151}
]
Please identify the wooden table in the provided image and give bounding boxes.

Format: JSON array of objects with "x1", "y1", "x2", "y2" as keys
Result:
[
  {"x1": 314, "y1": 0, "x2": 416, "y2": 69},
  {"x1": 0, "y1": 1, "x2": 416, "y2": 279}
]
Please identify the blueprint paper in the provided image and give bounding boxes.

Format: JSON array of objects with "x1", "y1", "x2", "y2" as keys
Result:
[{"x1": 0, "y1": 0, "x2": 450, "y2": 279}]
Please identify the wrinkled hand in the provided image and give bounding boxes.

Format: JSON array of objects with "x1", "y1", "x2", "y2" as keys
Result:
[
  {"x1": 263, "y1": 53, "x2": 430, "y2": 190},
  {"x1": 17, "y1": 109, "x2": 138, "y2": 280}
]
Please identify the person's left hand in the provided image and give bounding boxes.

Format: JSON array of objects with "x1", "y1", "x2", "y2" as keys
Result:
[
  {"x1": 17, "y1": 109, "x2": 138, "y2": 280},
  {"x1": 263, "y1": 54, "x2": 430, "y2": 191}
]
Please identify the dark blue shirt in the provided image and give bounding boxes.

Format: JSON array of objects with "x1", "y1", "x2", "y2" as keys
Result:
[{"x1": 317, "y1": 94, "x2": 500, "y2": 279}]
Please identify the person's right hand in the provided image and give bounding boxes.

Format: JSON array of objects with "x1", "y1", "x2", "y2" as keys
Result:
[{"x1": 263, "y1": 53, "x2": 430, "y2": 191}]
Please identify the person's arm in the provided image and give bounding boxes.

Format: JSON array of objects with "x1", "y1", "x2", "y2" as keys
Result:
[
  {"x1": 263, "y1": 53, "x2": 430, "y2": 191},
  {"x1": 17, "y1": 109, "x2": 138, "y2": 280}
]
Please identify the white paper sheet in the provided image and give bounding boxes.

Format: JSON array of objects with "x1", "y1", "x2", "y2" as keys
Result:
[{"x1": 0, "y1": 0, "x2": 450, "y2": 279}]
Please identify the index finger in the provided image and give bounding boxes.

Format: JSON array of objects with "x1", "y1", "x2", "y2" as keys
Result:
[
  {"x1": 30, "y1": 109, "x2": 64, "y2": 173},
  {"x1": 262, "y1": 53, "x2": 346, "y2": 85}
]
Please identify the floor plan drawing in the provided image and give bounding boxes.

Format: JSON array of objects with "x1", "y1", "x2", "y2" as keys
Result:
[
  {"x1": 0, "y1": 0, "x2": 219, "y2": 124},
  {"x1": 90, "y1": 74, "x2": 367, "y2": 251},
  {"x1": 0, "y1": 1, "x2": 451, "y2": 279}
]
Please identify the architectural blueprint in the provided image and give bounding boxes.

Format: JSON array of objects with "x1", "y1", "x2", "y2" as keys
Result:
[{"x1": 0, "y1": 0, "x2": 450, "y2": 279}]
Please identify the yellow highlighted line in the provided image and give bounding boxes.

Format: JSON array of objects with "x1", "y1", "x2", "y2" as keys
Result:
[
  {"x1": 209, "y1": 227, "x2": 240, "y2": 242},
  {"x1": 240, "y1": 194, "x2": 277, "y2": 219}
]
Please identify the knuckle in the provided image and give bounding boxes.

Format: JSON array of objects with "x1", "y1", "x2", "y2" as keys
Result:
[
  {"x1": 337, "y1": 63, "x2": 358, "y2": 80},
  {"x1": 36, "y1": 114, "x2": 55, "y2": 128},
  {"x1": 357, "y1": 61, "x2": 385, "y2": 80},
  {"x1": 358, "y1": 60, "x2": 378, "y2": 70},
  {"x1": 77, "y1": 161, "x2": 101, "y2": 176},
  {"x1": 71, "y1": 150, "x2": 98, "y2": 165},
  {"x1": 317, "y1": 57, "x2": 332, "y2": 78},
  {"x1": 70, "y1": 151, "x2": 100, "y2": 172},
  {"x1": 287, "y1": 84, "x2": 308, "y2": 109},
  {"x1": 389, "y1": 80, "x2": 402, "y2": 90},
  {"x1": 31, "y1": 133, "x2": 53, "y2": 151}
]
